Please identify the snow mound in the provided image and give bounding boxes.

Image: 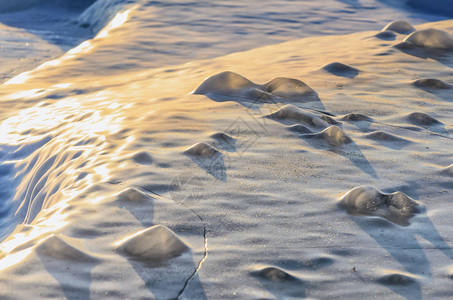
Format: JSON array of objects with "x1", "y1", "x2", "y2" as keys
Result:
[
  {"x1": 440, "y1": 164, "x2": 453, "y2": 176},
  {"x1": 210, "y1": 132, "x2": 236, "y2": 152},
  {"x1": 193, "y1": 71, "x2": 318, "y2": 103},
  {"x1": 262, "y1": 77, "x2": 316, "y2": 99},
  {"x1": 184, "y1": 142, "x2": 226, "y2": 180},
  {"x1": 406, "y1": 112, "x2": 443, "y2": 126},
  {"x1": 375, "y1": 30, "x2": 396, "y2": 40},
  {"x1": 377, "y1": 271, "x2": 418, "y2": 286},
  {"x1": 266, "y1": 104, "x2": 338, "y2": 128},
  {"x1": 341, "y1": 113, "x2": 373, "y2": 122},
  {"x1": 339, "y1": 186, "x2": 421, "y2": 226},
  {"x1": 132, "y1": 151, "x2": 153, "y2": 165},
  {"x1": 251, "y1": 266, "x2": 298, "y2": 283},
  {"x1": 184, "y1": 142, "x2": 222, "y2": 159},
  {"x1": 382, "y1": 20, "x2": 415, "y2": 34},
  {"x1": 321, "y1": 62, "x2": 359, "y2": 78},
  {"x1": 413, "y1": 78, "x2": 453, "y2": 90},
  {"x1": 304, "y1": 126, "x2": 352, "y2": 147},
  {"x1": 116, "y1": 225, "x2": 190, "y2": 261},
  {"x1": 192, "y1": 71, "x2": 255, "y2": 96},
  {"x1": 403, "y1": 29, "x2": 453, "y2": 50},
  {"x1": 365, "y1": 131, "x2": 412, "y2": 143},
  {"x1": 251, "y1": 266, "x2": 306, "y2": 298},
  {"x1": 36, "y1": 234, "x2": 98, "y2": 261},
  {"x1": 117, "y1": 187, "x2": 153, "y2": 204}
]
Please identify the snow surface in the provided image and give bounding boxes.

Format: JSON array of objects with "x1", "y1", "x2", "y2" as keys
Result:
[
  {"x1": 0, "y1": 0, "x2": 448, "y2": 82},
  {"x1": 0, "y1": 0, "x2": 452, "y2": 299}
]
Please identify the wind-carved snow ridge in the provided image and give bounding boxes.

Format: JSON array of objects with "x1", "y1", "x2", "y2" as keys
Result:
[
  {"x1": 76, "y1": 0, "x2": 133, "y2": 36},
  {"x1": 0, "y1": 97, "x2": 131, "y2": 241}
]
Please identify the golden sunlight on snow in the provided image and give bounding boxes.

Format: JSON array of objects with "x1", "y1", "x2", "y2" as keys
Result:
[{"x1": 0, "y1": 1, "x2": 451, "y2": 299}]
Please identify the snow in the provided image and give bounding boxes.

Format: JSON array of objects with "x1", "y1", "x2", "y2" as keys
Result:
[{"x1": 0, "y1": 1, "x2": 452, "y2": 299}]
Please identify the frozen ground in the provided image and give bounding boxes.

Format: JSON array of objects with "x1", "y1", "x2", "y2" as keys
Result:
[{"x1": 0, "y1": 0, "x2": 452, "y2": 299}]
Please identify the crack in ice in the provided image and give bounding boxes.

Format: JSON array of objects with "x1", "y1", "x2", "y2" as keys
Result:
[
  {"x1": 175, "y1": 206, "x2": 208, "y2": 300},
  {"x1": 143, "y1": 189, "x2": 208, "y2": 300}
]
